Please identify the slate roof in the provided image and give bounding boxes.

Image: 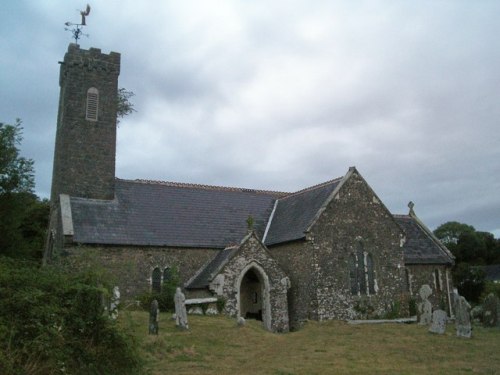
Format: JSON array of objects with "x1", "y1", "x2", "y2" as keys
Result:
[
  {"x1": 481, "y1": 264, "x2": 500, "y2": 281},
  {"x1": 70, "y1": 179, "x2": 283, "y2": 248},
  {"x1": 263, "y1": 178, "x2": 342, "y2": 246},
  {"x1": 394, "y1": 215, "x2": 454, "y2": 265},
  {"x1": 186, "y1": 245, "x2": 239, "y2": 289}
]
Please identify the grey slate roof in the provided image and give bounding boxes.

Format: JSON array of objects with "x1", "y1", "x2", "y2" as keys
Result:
[
  {"x1": 395, "y1": 215, "x2": 454, "y2": 265},
  {"x1": 70, "y1": 179, "x2": 283, "y2": 248},
  {"x1": 264, "y1": 179, "x2": 342, "y2": 246},
  {"x1": 481, "y1": 264, "x2": 500, "y2": 281},
  {"x1": 186, "y1": 245, "x2": 239, "y2": 289}
]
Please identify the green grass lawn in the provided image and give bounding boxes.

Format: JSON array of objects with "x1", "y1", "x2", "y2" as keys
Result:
[{"x1": 120, "y1": 311, "x2": 500, "y2": 374}]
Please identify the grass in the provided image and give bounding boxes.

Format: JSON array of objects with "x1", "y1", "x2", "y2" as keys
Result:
[{"x1": 120, "y1": 311, "x2": 500, "y2": 374}]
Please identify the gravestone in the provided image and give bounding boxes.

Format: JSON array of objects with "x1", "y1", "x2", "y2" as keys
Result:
[
  {"x1": 109, "y1": 286, "x2": 120, "y2": 320},
  {"x1": 188, "y1": 306, "x2": 204, "y2": 315},
  {"x1": 418, "y1": 284, "x2": 433, "y2": 325},
  {"x1": 205, "y1": 303, "x2": 218, "y2": 315},
  {"x1": 149, "y1": 299, "x2": 159, "y2": 335},
  {"x1": 482, "y1": 293, "x2": 500, "y2": 328},
  {"x1": 429, "y1": 309, "x2": 447, "y2": 334},
  {"x1": 237, "y1": 316, "x2": 246, "y2": 327},
  {"x1": 174, "y1": 287, "x2": 189, "y2": 330},
  {"x1": 455, "y1": 294, "x2": 471, "y2": 338}
]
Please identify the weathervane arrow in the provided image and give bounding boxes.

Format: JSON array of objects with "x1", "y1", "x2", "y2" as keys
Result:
[{"x1": 64, "y1": 4, "x2": 91, "y2": 44}]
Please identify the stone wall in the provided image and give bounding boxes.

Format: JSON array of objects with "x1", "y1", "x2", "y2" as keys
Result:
[
  {"x1": 219, "y1": 234, "x2": 290, "y2": 332},
  {"x1": 268, "y1": 240, "x2": 316, "y2": 329},
  {"x1": 61, "y1": 245, "x2": 217, "y2": 300},
  {"x1": 51, "y1": 44, "x2": 120, "y2": 203},
  {"x1": 307, "y1": 170, "x2": 408, "y2": 320},
  {"x1": 407, "y1": 264, "x2": 453, "y2": 315}
]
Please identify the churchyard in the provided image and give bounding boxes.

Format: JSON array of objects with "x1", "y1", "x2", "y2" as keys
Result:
[{"x1": 120, "y1": 311, "x2": 500, "y2": 374}]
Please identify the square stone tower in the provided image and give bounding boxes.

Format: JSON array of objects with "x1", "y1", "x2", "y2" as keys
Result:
[{"x1": 50, "y1": 44, "x2": 121, "y2": 203}]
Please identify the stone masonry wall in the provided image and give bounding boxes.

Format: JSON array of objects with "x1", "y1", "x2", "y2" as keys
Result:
[
  {"x1": 268, "y1": 240, "x2": 316, "y2": 329},
  {"x1": 219, "y1": 234, "x2": 290, "y2": 332},
  {"x1": 406, "y1": 264, "x2": 454, "y2": 316},
  {"x1": 308, "y1": 170, "x2": 408, "y2": 320},
  {"x1": 51, "y1": 44, "x2": 120, "y2": 203},
  {"x1": 62, "y1": 245, "x2": 217, "y2": 301}
]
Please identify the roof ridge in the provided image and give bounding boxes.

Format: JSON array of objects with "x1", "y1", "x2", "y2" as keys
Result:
[
  {"x1": 281, "y1": 177, "x2": 343, "y2": 200},
  {"x1": 116, "y1": 178, "x2": 289, "y2": 196}
]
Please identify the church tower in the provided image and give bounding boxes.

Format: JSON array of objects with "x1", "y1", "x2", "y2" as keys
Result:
[{"x1": 50, "y1": 44, "x2": 121, "y2": 203}]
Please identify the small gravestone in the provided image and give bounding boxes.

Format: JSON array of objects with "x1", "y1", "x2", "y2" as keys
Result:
[
  {"x1": 174, "y1": 287, "x2": 189, "y2": 330},
  {"x1": 205, "y1": 303, "x2": 218, "y2": 315},
  {"x1": 429, "y1": 309, "x2": 447, "y2": 334},
  {"x1": 482, "y1": 293, "x2": 500, "y2": 328},
  {"x1": 418, "y1": 284, "x2": 433, "y2": 325},
  {"x1": 149, "y1": 299, "x2": 159, "y2": 335},
  {"x1": 109, "y1": 286, "x2": 120, "y2": 320},
  {"x1": 237, "y1": 316, "x2": 246, "y2": 327},
  {"x1": 188, "y1": 305, "x2": 204, "y2": 315},
  {"x1": 455, "y1": 294, "x2": 472, "y2": 338}
]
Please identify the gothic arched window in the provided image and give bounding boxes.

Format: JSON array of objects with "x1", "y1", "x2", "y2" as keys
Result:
[
  {"x1": 86, "y1": 87, "x2": 99, "y2": 121},
  {"x1": 349, "y1": 245, "x2": 376, "y2": 296},
  {"x1": 434, "y1": 269, "x2": 441, "y2": 292},
  {"x1": 349, "y1": 253, "x2": 358, "y2": 295},
  {"x1": 152, "y1": 267, "x2": 161, "y2": 294}
]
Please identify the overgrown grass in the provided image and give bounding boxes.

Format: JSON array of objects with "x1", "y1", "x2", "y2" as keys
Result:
[{"x1": 121, "y1": 311, "x2": 500, "y2": 374}]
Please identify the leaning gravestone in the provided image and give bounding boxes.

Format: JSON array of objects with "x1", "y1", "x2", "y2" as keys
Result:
[
  {"x1": 149, "y1": 299, "x2": 159, "y2": 335},
  {"x1": 418, "y1": 284, "x2": 433, "y2": 325},
  {"x1": 482, "y1": 293, "x2": 500, "y2": 328},
  {"x1": 174, "y1": 287, "x2": 189, "y2": 330},
  {"x1": 429, "y1": 309, "x2": 447, "y2": 334},
  {"x1": 455, "y1": 294, "x2": 472, "y2": 338}
]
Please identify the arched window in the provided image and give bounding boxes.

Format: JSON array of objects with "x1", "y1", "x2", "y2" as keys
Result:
[
  {"x1": 366, "y1": 253, "x2": 375, "y2": 294},
  {"x1": 152, "y1": 267, "x2": 161, "y2": 294},
  {"x1": 86, "y1": 87, "x2": 99, "y2": 121},
  {"x1": 357, "y1": 244, "x2": 367, "y2": 295},
  {"x1": 349, "y1": 254, "x2": 358, "y2": 295},
  {"x1": 349, "y1": 244, "x2": 376, "y2": 296}
]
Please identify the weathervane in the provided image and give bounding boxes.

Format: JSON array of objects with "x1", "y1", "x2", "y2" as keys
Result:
[{"x1": 64, "y1": 4, "x2": 91, "y2": 44}]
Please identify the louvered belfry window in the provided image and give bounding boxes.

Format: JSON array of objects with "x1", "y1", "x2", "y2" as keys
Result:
[{"x1": 86, "y1": 87, "x2": 99, "y2": 121}]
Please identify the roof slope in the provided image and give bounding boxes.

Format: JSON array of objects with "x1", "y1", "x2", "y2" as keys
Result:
[
  {"x1": 264, "y1": 179, "x2": 341, "y2": 246},
  {"x1": 395, "y1": 215, "x2": 454, "y2": 265},
  {"x1": 186, "y1": 246, "x2": 239, "y2": 289},
  {"x1": 70, "y1": 179, "x2": 282, "y2": 248}
]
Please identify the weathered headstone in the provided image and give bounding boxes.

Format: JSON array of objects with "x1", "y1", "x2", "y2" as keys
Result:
[
  {"x1": 429, "y1": 309, "x2": 447, "y2": 334},
  {"x1": 237, "y1": 316, "x2": 246, "y2": 327},
  {"x1": 455, "y1": 294, "x2": 472, "y2": 338},
  {"x1": 205, "y1": 303, "x2": 218, "y2": 315},
  {"x1": 109, "y1": 286, "x2": 120, "y2": 320},
  {"x1": 188, "y1": 305, "x2": 204, "y2": 315},
  {"x1": 149, "y1": 299, "x2": 159, "y2": 335},
  {"x1": 174, "y1": 287, "x2": 189, "y2": 330},
  {"x1": 482, "y1": 293, "x2": 500, "y2": 328},
  {"x1": 418, "y1": 284, "x2": 433, "y2": 325}
]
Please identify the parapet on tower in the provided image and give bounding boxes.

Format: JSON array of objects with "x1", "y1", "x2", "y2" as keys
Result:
[{"x1": 50, "y1": 44, "x2": 121, "y2": 203}]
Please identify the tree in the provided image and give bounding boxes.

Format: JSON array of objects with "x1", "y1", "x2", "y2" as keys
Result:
[
  {"x1": 0, "y1": 120, "x2": 47, "y2": 259},
  {"x1": 452, "y1": 262, "x2": 486, "y2": 303},
  {"x1": 116, "y1": 88, "x2": 136, "y2": 123},
  {"x1": 434, "y1": 221, "x2": 475, "y2": 246},
  {"x1": 0, "y1": 119, "x2": 34, "y2": 194}
]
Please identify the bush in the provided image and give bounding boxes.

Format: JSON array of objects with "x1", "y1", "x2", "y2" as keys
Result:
[
  {"x1": 0, "y1": 256, "x2": 142, "y2": 375},
  {"x1": 138, "y1": 267, "x2": 180, "y2": 313}
]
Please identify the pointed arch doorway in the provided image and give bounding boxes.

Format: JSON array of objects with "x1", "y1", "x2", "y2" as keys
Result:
[{"x1": 237, "y1": 263, "x2": 272, "y2": 330}]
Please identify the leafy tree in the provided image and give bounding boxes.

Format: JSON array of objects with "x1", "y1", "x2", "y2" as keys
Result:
[
  {"x1": 117, "y1": 88, "x2": 136, "y2": 123},
  {"x1": 452, "y1": 262, "x2": 486, "y2": 304},
  {"x1": 0, "y1": 257, "x2": 143, "y2": 375},
  {"x1": 0, "y1": 120, "x2": 48, "y2": 259},
  {"x1": 434, "y1": 221, "x2": 475, "y2": 246},
  {"x1": 0, "y1": 119, "x2": 34, "y2": 194}
]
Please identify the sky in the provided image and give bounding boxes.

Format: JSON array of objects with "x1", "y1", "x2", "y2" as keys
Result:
[{"x1": 1, "y1": 1, "x2": 499, "y2": 237}]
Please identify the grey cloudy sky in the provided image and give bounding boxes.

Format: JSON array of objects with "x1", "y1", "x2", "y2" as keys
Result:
[{"x1": 1, "y1": 0, "x2": 499, "y2": 236}]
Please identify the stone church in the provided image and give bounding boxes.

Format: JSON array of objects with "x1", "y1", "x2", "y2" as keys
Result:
[{"x1": 45, "y1": 44, "x2": 455, "y2": 332}]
